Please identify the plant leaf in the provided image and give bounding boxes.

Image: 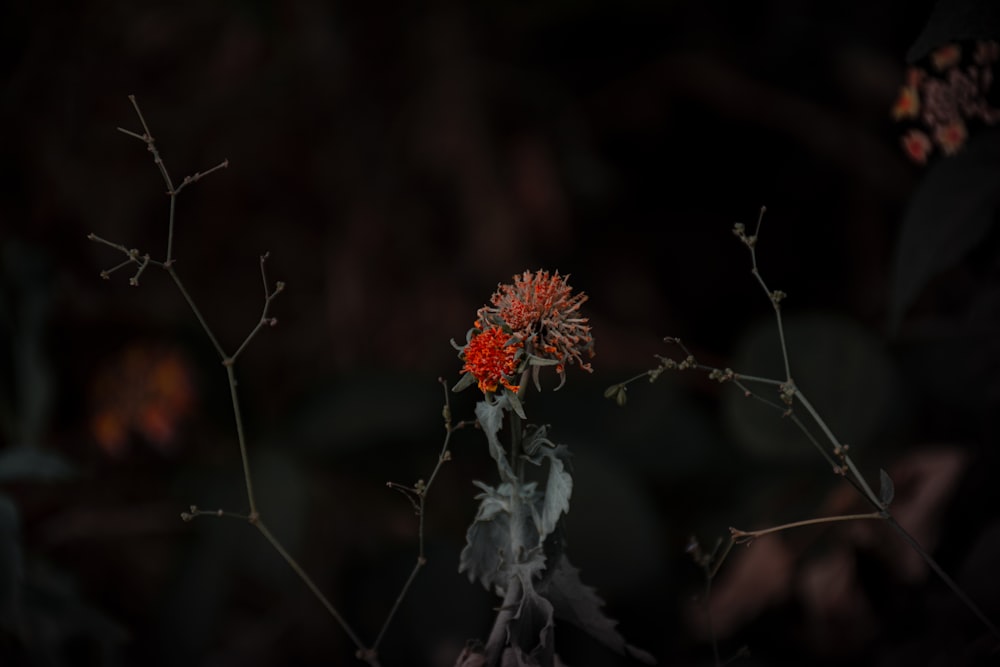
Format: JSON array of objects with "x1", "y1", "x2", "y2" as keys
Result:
[
  {"x1": 888, "y1": 130, "x2": 1000, "y2": 333},
  {"x1": 453, "y1": 372, "x2": 478, "y2": 392},
  {"x1": 0, "y1": 495, "x2": 22, "y2": 624},
  {"x1": 0, "y1": 445, "x2": 75, "y2": 482},
  {"x1": 537, "y1": 446, "x2": 572, "y2": 543},
  {"x1": 539, "y1": 555, "x2": 656, "y2": 664},
  {"x1": 503, "y1": 584, "x2": 555, "y2": 667},
  {"x1": 476, "y1": 396, "x2": 516, "y2": 482},
  {"x1": 459, "y1": 505, "x2": 511, "y2": 592},
  {"x1": 879, "y1": 468, "x2": 895, "y2": 507}
]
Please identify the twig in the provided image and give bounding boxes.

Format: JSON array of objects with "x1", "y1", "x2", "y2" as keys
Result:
[
  {"x1": 92, "y1": 96, "x2": 383, "y2": 665},
  {"x1": 370, "y1": 378, "x2": 467, "y2": 653}
]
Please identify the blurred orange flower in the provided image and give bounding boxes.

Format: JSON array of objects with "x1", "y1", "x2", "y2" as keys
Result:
[{"x1": 89, "y1": 343, "x2": 196, "y2": 457}]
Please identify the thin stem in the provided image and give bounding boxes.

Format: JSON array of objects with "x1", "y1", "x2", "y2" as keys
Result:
[
  {"x1": 225, "y1": 363, "x2": 257, "y2": 516},
  {"x1": 373, "y1": 564, "x2": 423, "y2": 653},
  {"x1": 730, "y1": 512, "x2": 883, "y2": 543},
  {"x1": 744, "y1": 206, "x2": 792, "y2": 381},
  {"x1": 371, "y1": 379, "x2": 465, "y2": 653},
  {"x1": 125, "y1": 94, "x2": 176, "y2": 194},
  {"x1": 883, "y1": 515, "x2": 1000, "y2": 639},
  {"x1": 791, "y1": 389, "x2": 883, "y2": 509},
  {"x1": 231, "y1": 254, "x2": 284, "y2": 362},
  {"x1": 167, "y1": 194, "x2": 177, "y2": 264},
  {"x1": 254, "y1": 519, "x2": 379, "y2": 666},
  {"x1": 165, "y1": 266, "x2": 227, "y2": 360},
  {"x1": 175, "y1": 160, "x2": 230, "y2": 195},
  {"x1": 181, "y1": 506, "x2": 252, "y2": 521}
]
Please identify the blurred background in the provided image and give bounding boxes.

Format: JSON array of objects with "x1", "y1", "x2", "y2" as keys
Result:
[{"x1": 3, "y1": 0, "x2": 1000, "y2": 665}]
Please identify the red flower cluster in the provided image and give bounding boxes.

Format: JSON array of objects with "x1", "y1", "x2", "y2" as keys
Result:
[
  {"x1": 458, "y1": 270, "x2": 594, "y2": 393},
  {"x1": 892, "y1": 41, "x2": 1000, "y2": 164},
  {"x1": 461, "y1": 325, "x2": 523, "y2": 394}
]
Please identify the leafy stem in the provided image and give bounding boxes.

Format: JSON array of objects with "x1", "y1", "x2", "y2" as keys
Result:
[{"x1": 484, "y1": 382, "x2": 530, "y2": 667}]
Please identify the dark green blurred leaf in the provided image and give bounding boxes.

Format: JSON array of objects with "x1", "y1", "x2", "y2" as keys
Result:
[
  {"x1": 0, "y1": 446, "x2": 75, "y2": 482},
  {"x1": 539, "y1": 555, "x2": 655, "y2": 665},
  {"x1": 888, "y1": 130, "x2": 1000, "y2": 332},
  {"x1": 0, "y1": 241, "x2": 54, "y2": 448},
  {"x1": 19, "y1": 561, "x2": 127, "y2": 666},
  {"x1": 0, "y1": 495, "x2": 22, "y2": 626},
  {"x1": 724, "y1": 312, "x2": 899, "y2": 460},
  {"x1": 907, "y1": 1, "x2": 1000, "y2": 62}
]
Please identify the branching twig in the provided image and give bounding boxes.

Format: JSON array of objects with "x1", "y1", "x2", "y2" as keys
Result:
[
  {"x1": 91, "y1": 96, "x2": 387, "y2": 666},
  {"x1": 618, "y1": 206, "x2": 1000, "y2": 647},
  {"x1": 371, "y1": 378, "x2": 469, "y2": 653}
]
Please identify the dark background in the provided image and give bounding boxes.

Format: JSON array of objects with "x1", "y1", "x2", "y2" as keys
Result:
[{"x1": 3, "y1": 1, "x2": 1000, "y2": 665}]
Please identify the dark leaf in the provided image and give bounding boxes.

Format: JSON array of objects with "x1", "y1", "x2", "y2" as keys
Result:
[
  {"x1": 476, "y1": 396, "x2": 516, "y2": 482},
  {"x1": 0, "y1": 446, "x2": 75, "y2": 482},
  {"x1": 0, "y1": 495, "x2": 22, "y2": 625},
  {"x1": 531, "y1": 445, "x2": 572, "y2": 543},
  {"x1": 879, "y1": 468, "x2": 895, "y2": 507},
  {"x1": 539, "y1": 555, "x2": 656, "y2": 665},
  {"x1": 460, "y1": 483, "x2": 515, "y2": 592},
  {"x1": 907, "y1": 1, "x2": 1000, "y2": 62},
  {"x1": 888, "y1": 130, "x2": 1000, "y2": 332},
  {"x1": 504, "y1": 583, "x2": 555, "y2": 667},
  {"x1": 460, "y1": 483, "x2": 543, "y2": 593},
  {"x1": 724, "y1": 312, "x2": 898, "y2": 460}
]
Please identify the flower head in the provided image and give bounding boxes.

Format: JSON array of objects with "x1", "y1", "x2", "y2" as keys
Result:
[
  {"x1": 934, "y1": 120, "x2": 968, "y2": 155},
  {"x1": 931, "y1": 44, "x2": 962, "y2": 71},
  {"x1": 477, "y1": 270, "x2": 594, "y2": 388},
  {"x1": 891, "y1": 84, "x2": 920, "y2": 120},
  {"x1": 460, "y1": 325, "x2": 523, "y2": 394},
  {"x1": 901, "y1": 129, "x2": 933, "y2": 164}
]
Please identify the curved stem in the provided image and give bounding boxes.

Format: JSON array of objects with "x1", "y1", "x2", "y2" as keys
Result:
[
  {"x1": 730, "y1": 512, "x2": 882, "y2": 543},
  {"x1": 254, "y1": 519, "x2": 379, "y2": 666}
]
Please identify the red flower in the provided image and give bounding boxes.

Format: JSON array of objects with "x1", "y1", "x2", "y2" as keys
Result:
[
  {"x1": 934, "y1": 120, "x2": 967, "y2": 155},
  {"x1": 974, "y1": 41, "x2": 999, "y2": 66},
  {"x1": 461, "y1": 326, "x2": 523, "y2": 394},
  {"x1": 891, "y1": 85, "x2": 920, "y2": 120},
  {"x1": 477, "y1": 270, "x2": 594, "y2": 388},
  {"x1": 901, "y1": 129, "x2": 933, "y2": 164},
  {"x1": 931, "y1": 44, "x2": 961, "y2": 71}
]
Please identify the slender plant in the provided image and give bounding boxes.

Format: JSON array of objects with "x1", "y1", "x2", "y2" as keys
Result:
[
  {"x1": 450, "y1": 271, "x2": 655, "y2": 667},
  {"x1": 89, "y1": 96, "x2": 468, "y2": 666},
  {"x1": 607, "y1": 207, "x2": 1000, "y2": 663}
]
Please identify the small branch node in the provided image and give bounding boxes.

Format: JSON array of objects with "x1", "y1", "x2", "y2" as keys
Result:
[{"x1": 129, "y1": 254, "x2": 151, "y2": 286}]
